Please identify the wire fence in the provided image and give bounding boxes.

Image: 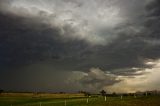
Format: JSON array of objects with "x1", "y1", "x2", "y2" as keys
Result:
[
  {"x1": 10, "y1": 98, "x2": 97, "y2": 106},
  {"x1": 9, "y1": 95, "x2": 154, "y2": 106}
]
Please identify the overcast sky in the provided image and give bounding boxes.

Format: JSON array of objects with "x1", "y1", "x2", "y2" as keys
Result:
[{"x1": 0, "y1": 0, "x2": 160, "y2": 93}]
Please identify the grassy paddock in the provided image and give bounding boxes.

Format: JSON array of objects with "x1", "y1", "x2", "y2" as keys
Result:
[{"x1": 0, "y1": 93, "x2": 160, "y2": 106}]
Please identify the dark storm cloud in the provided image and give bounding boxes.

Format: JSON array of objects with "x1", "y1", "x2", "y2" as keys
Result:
[
  {"x1": 0, "y1": 0, "x2": 160, "y2": 92},
  {"x1": 144, "y1": 0, "x2": 160, "y2": 40},
  {"x1": 0, "y1": 12, "x2": 90, "y2": 69},
  {"x1": 0, "y1": 12, "x2": 60, "y2": 66},
  {"x1": 0, "y1": 11, "x2": 92, "y2": 92},
  {"x1": 146, "y1": 0, "x2": 160, "y2": 17},
  {"x1": 69, "y1": 0, "x2": 160, "y2": 76}
]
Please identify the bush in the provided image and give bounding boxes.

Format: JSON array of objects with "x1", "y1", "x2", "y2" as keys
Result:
[{"x1": 0, "y1": 89, "x2": 4, "y2": 94}]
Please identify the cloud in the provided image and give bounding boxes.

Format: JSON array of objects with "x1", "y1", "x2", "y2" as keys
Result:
[
  {"x1": 0, "y1": 0, "x2": 160, "y2": 92},
  {"x1": 0, "y1": 0, "x2": 128, "y2": 45},
  {"x1": 0, "y1": 10, "x2": 91, "y2": 69},
  {"x1": 67, "y1": 68, "x2": 120, "y2": 92},
  {"x1": 0, "y1": 0, "x2": 10, "y2": 10},
  {"x1": 106, "y1": 59, "x2": 160, "y2": 93},
  {"x1": 0, "y1": 63, "x2": 78, "y2": 92}
]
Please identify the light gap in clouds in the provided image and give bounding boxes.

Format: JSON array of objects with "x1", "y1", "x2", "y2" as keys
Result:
[{"x1": 106, "y1": 59, "x2": 160, "y2": 93}]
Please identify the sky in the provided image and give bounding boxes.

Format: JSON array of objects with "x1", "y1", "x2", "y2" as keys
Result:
[{"x1": 0, "y1": 0, "x2": 160, "y2": 93}]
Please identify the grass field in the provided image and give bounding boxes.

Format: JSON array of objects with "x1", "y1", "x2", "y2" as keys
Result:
[{"x1": 0, "y1": 93, "x2": 160, "y2": 106}]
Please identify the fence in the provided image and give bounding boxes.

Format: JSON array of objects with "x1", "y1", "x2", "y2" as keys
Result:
[
  {"x1": 10, "y1": 98, "x2": 97, "y2": 106},
  {"x1": 9, "y1": 95, "x2": 143, "y2": 106}
]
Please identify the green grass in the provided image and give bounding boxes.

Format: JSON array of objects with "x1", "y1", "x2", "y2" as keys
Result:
[{"x1": 0, "y1": 93, "x2": 160, "y2": 106}]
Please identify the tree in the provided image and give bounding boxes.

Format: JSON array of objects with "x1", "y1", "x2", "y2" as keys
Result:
[
  {"x1": 84, "y1": 92, "x2": 91, "y2": 97},
  {"x1": 0, "y1": 89, "x2": 4, "y2": 94},
  {"x1": 112, "y1": 92, "x2": 117, "y2": 96},
  {"x1": 100, "y1": 90, "x2": 106, "y2": 96}
]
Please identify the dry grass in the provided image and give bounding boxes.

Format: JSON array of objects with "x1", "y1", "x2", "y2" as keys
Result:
[
  {"x1": 0, "y1": 93, "x2": 84, "y2": 98},
  {"x1": 0, "y1": 93, "x2": 160, "y2": 106}
]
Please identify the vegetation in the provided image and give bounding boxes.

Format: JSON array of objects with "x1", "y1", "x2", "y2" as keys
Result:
[
  {"x1": 0, "y1": 89, "x2": 4, "y2": 94},
  {"x1": 100, "y1": 90, "x2": 106, "y2": 96},
  {"x1": 0, "y1": 93, "x2": 160, "y2": 106}
]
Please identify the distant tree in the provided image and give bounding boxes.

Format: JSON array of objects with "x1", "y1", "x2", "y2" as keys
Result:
[
  {"x1": 123, "y1": 93, "x2": 129, "y2": 96},
  {"x1": 84, "y1": 92, "x2": 91, "y2": 97},
  {"x1": 59, "y1": 92, "x2": 65, "y2": 94},
  {"x1": 100, "y1": 90, "x2": 106, "y2": 96},
  {"x1": 112, "y1": 92, "x2": 117, "y2": 96},
  {"x1": 78, "y1": 90, "x2": 86, "y2": 94},
  {"x1": 78, "y1": 90, "x2": 91, "y2": 97},
  {"x1": 0, "y1": 89, "x2": 4, "y2": 94}
]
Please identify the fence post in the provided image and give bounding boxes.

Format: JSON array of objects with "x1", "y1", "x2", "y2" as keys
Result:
[
  {"x1": 40, "y1": 102, "x2": 41, "y2": 106},
  {"x1": 121, "y1": 95, "x2": 123, "y2": 99},
  {"x1": 105, "y1": 96, "x2": 107, "y2": 101},
  {"x1": 65, "y1": 99, "x2": 66, "y2": 106},
  {"x1": 86, "y1": 98, "x2": 89, "y2": 103}
]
